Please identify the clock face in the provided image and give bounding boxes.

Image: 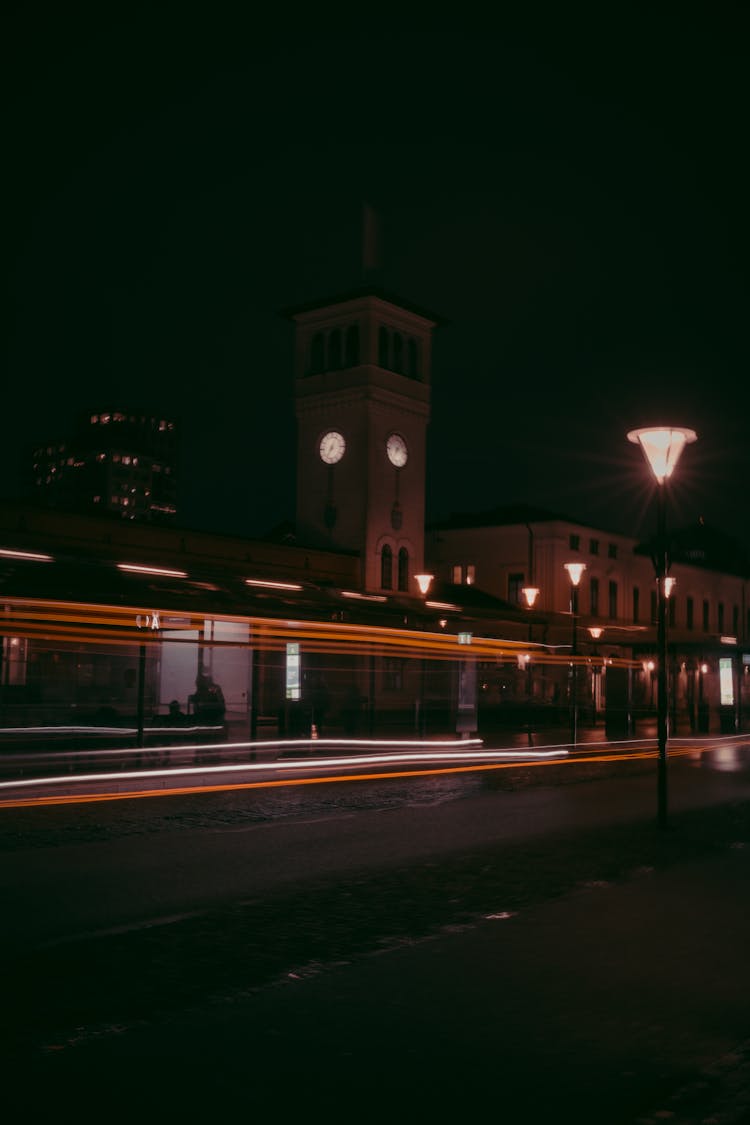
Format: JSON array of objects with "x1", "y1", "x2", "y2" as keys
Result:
[
  {"x1": 386, "y1": 432, "x2": 408, "y2": 468},
  {"x1": 319, "y1": 430, "x2": 346, "y2": 465}
]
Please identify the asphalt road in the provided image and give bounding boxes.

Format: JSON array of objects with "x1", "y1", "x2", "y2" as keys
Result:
[{"x1": 3, "y1": 746, "x2": 750, "y2": 1120}]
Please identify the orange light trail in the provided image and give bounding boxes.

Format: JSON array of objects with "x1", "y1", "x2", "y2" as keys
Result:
[
  {"x1": 0, "y1": 744, "x2": 712, "y2": 810},
  {"x1": 0, "y1": 596, "x2": 643, "y2": 667}
]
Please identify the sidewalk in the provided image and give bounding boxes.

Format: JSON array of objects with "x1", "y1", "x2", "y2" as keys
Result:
[{"x1": 14, "y1": 784, "x2": 750, "y2": 1122}]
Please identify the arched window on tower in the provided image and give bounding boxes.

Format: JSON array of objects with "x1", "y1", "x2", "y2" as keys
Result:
[
  {"x1": 381, "y1": 544, "x2": 393, "y2": 590},
  {"x1": 345, "y1": 324, "x2": 360, "y2": 367},
  {"x1": 378, "y1": 326, "x2": 390, "y2": 369},
  {"x1": 392, "y1": 332, "x2": 404, "y2": 373},
  {"x1": 407, "y1": 338, "x2": 419, "y2": 379},
  {"x1": 398, "y1": 547, "x2": 409, "y2": 592},
  {"x1": 310, "y1": 333, "x2": 324, "y2": 374},
  {"x1": 328, "y1": 328, "x2": 342, "y2": 370}
]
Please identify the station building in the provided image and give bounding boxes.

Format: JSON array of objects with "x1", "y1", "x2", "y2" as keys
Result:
[{"x1": 1, "y1": 286, "x2": 748, "y2": 743}]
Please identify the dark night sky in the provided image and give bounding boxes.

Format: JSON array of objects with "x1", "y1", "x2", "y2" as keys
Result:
[{"x1": 5, "y1": 13, "x2": 749, "y2": 552}]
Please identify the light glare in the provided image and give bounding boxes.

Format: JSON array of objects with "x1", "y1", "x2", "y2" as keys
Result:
[
  {"x1": 564, "y1": 562, "x2": 586, "y2": 587},
  {"x1": 627, "y1": 426, "x2": 697, "y2": 483}
]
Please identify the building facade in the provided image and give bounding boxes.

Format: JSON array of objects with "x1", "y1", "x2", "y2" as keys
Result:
[
  {"x1": 2, "y1": 284, "x2": 748, "y2": 744},
  {"x1": 426, "y1": 505, "x2": 750, "y2": 734},
  {"x1": 32, "y1": 408, "x2": 179, "y2": 523}
]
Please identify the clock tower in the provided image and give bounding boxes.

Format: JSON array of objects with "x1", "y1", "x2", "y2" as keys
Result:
[{"x1": 285, "y1": 287, "x2": 441, "y2": 595}]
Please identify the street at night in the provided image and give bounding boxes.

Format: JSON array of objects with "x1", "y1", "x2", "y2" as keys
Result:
[
  {"x1": 3, "y1": 741, "x2": 750, "y2": 1119},
  {"x1": 4, "y1": 15, "x2": 750, "y2": 1122}
]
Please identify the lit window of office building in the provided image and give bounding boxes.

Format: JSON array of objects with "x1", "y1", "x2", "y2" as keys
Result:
[{"x1": 31, "y1": 409, "x2": 178, "y2": 523}]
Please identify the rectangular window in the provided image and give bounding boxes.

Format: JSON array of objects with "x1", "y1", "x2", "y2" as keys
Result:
[
  {"x1": 669, "y1": 597, "x2": 676, "y2": 627},
  {"x1": 632, "y1": 586, "x2": 640, "y2": 623},
  {"x1": 590, "y1": 576, "x2": 599, "y2": 617},
  {"x1": 508, "y1": 573, "x2": 524, "y2": 606},
  {"x1": 608, "y1": 580, "x2": 618, "y2": 619},
  {"x1": 452, "y1": 565, "x2": 462, "y2": 584},
  {"x1": 383, "y1": 657, "x2": 405, "y2": 692},
  {"x1": 686, "y1": 596, "x2": 694, "y2": 629},
  {"x1": 733, "y1": 606, "x2": 739, "y2": 635},
  {"x1": 608, "y1": 543, "x2": 618, "y2": 559},
  {"x1": 651, "y1": 590, "x2": 657, "y2": 624},
  {"x1": 465, "y1": 564, "x2": 475, "y2": 586},
  {"x1": 569, "y1": 534, "x2": 580, "y2": 550},
  {"x1": 589, "y1": 538, "x2": 599, "y2": 555},
  {"x1": 718, "y1": 602, "x2": 724, "y2": 632},
  {"x1": 703, "y1": 599, "x2": 710, "y2": 631}
]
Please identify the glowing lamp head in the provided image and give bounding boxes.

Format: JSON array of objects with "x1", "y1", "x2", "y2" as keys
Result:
[
  {"x1": 414, "y1": 573, "x2": 434, "y2": 596},
  {"x1": 521, "y1": 586, "x2": 540, "y2": 608},
  {"x1": 664, "y1": 576, "x2": 676, "y2": 598},
  {"x1": 588, "y1": 627, "x2": 603, "y2": 640},
  {"x1": 627, "y1": 426, "x2": 697, "y2": 483},
  {"x1": 564, "y1": 562, "x2": 586, "y2": 587}
]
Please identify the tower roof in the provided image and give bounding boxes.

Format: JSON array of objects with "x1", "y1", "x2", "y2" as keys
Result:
[{"x1": 280, "y1": 285, "x2": 446, "y2": 327}]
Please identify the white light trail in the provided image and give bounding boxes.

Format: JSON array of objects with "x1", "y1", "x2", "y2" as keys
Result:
[
  {"x1": 0, "y1": 548, "x2": 54, "y2": 562},
  {"x1": 0, "y1": 738, "x2": 574, "y2": 793},
  {"x1": 117, "y1": 563, "x2": 188, "y2": 578}
]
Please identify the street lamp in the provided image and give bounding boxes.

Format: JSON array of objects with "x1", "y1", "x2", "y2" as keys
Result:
[
  {"x1": 564, "y1": 562, "x2": 586, "y2": 747},
  {"x1": 413, "y1": 573, "x2": 434, "y2": 734},
  {"x1": 414, "y1": 573, "x2": 434, "y2": 596},
  {"x1": 627, "y1": 425, "x2": 697, "y2": 828},
  {"x1": 522, "y1": 586, "x2": 540, "y2": 609},
  {"x1": 588, "y1": 626, "x2": 603, "y2": 724},
  {"x1": 521, "y1": 585, "x2": 540, "y2": 642},
  {"x1": 521, "y1": 586, "x2": 541, "y2": 733}
]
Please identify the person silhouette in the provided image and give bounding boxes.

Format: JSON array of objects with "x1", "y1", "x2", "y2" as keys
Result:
[
  {"x1": 168, "y1": 699, "x2": 186, "y2": 724},
  {"x1": 189, "y1": 673, "x2": 226, "y2": 724}
]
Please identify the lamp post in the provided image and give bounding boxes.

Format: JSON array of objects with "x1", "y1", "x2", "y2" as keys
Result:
[
  {"x1": 521, "y1": 586, "x2": 540, "y2": 741},
  {"x1": 564, "y1": 562, "x2": 586, "y2": 747},
  {"x1": 627, "y1": 426, "x2": 697, "y2": 829},
  {"x1": 413, "y1": 573, "x2": 434, "y2": 734},
  {"x1": 664, "y1": 577, "x2": 677, "y2": 734},
  {"x1": 589, "y1": 626, "x2": 603, "y2": 724}
]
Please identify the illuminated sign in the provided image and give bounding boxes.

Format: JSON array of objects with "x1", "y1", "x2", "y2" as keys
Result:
[
  {"x1": 719, "y1": 657, "x2": 734, "y2": 706},
  {"x1": 135, "y1": 613, "x2": 161, "y2": 630},
  {"x1": 286, "y1": 642, "x2": 301, "y2": 700}
]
